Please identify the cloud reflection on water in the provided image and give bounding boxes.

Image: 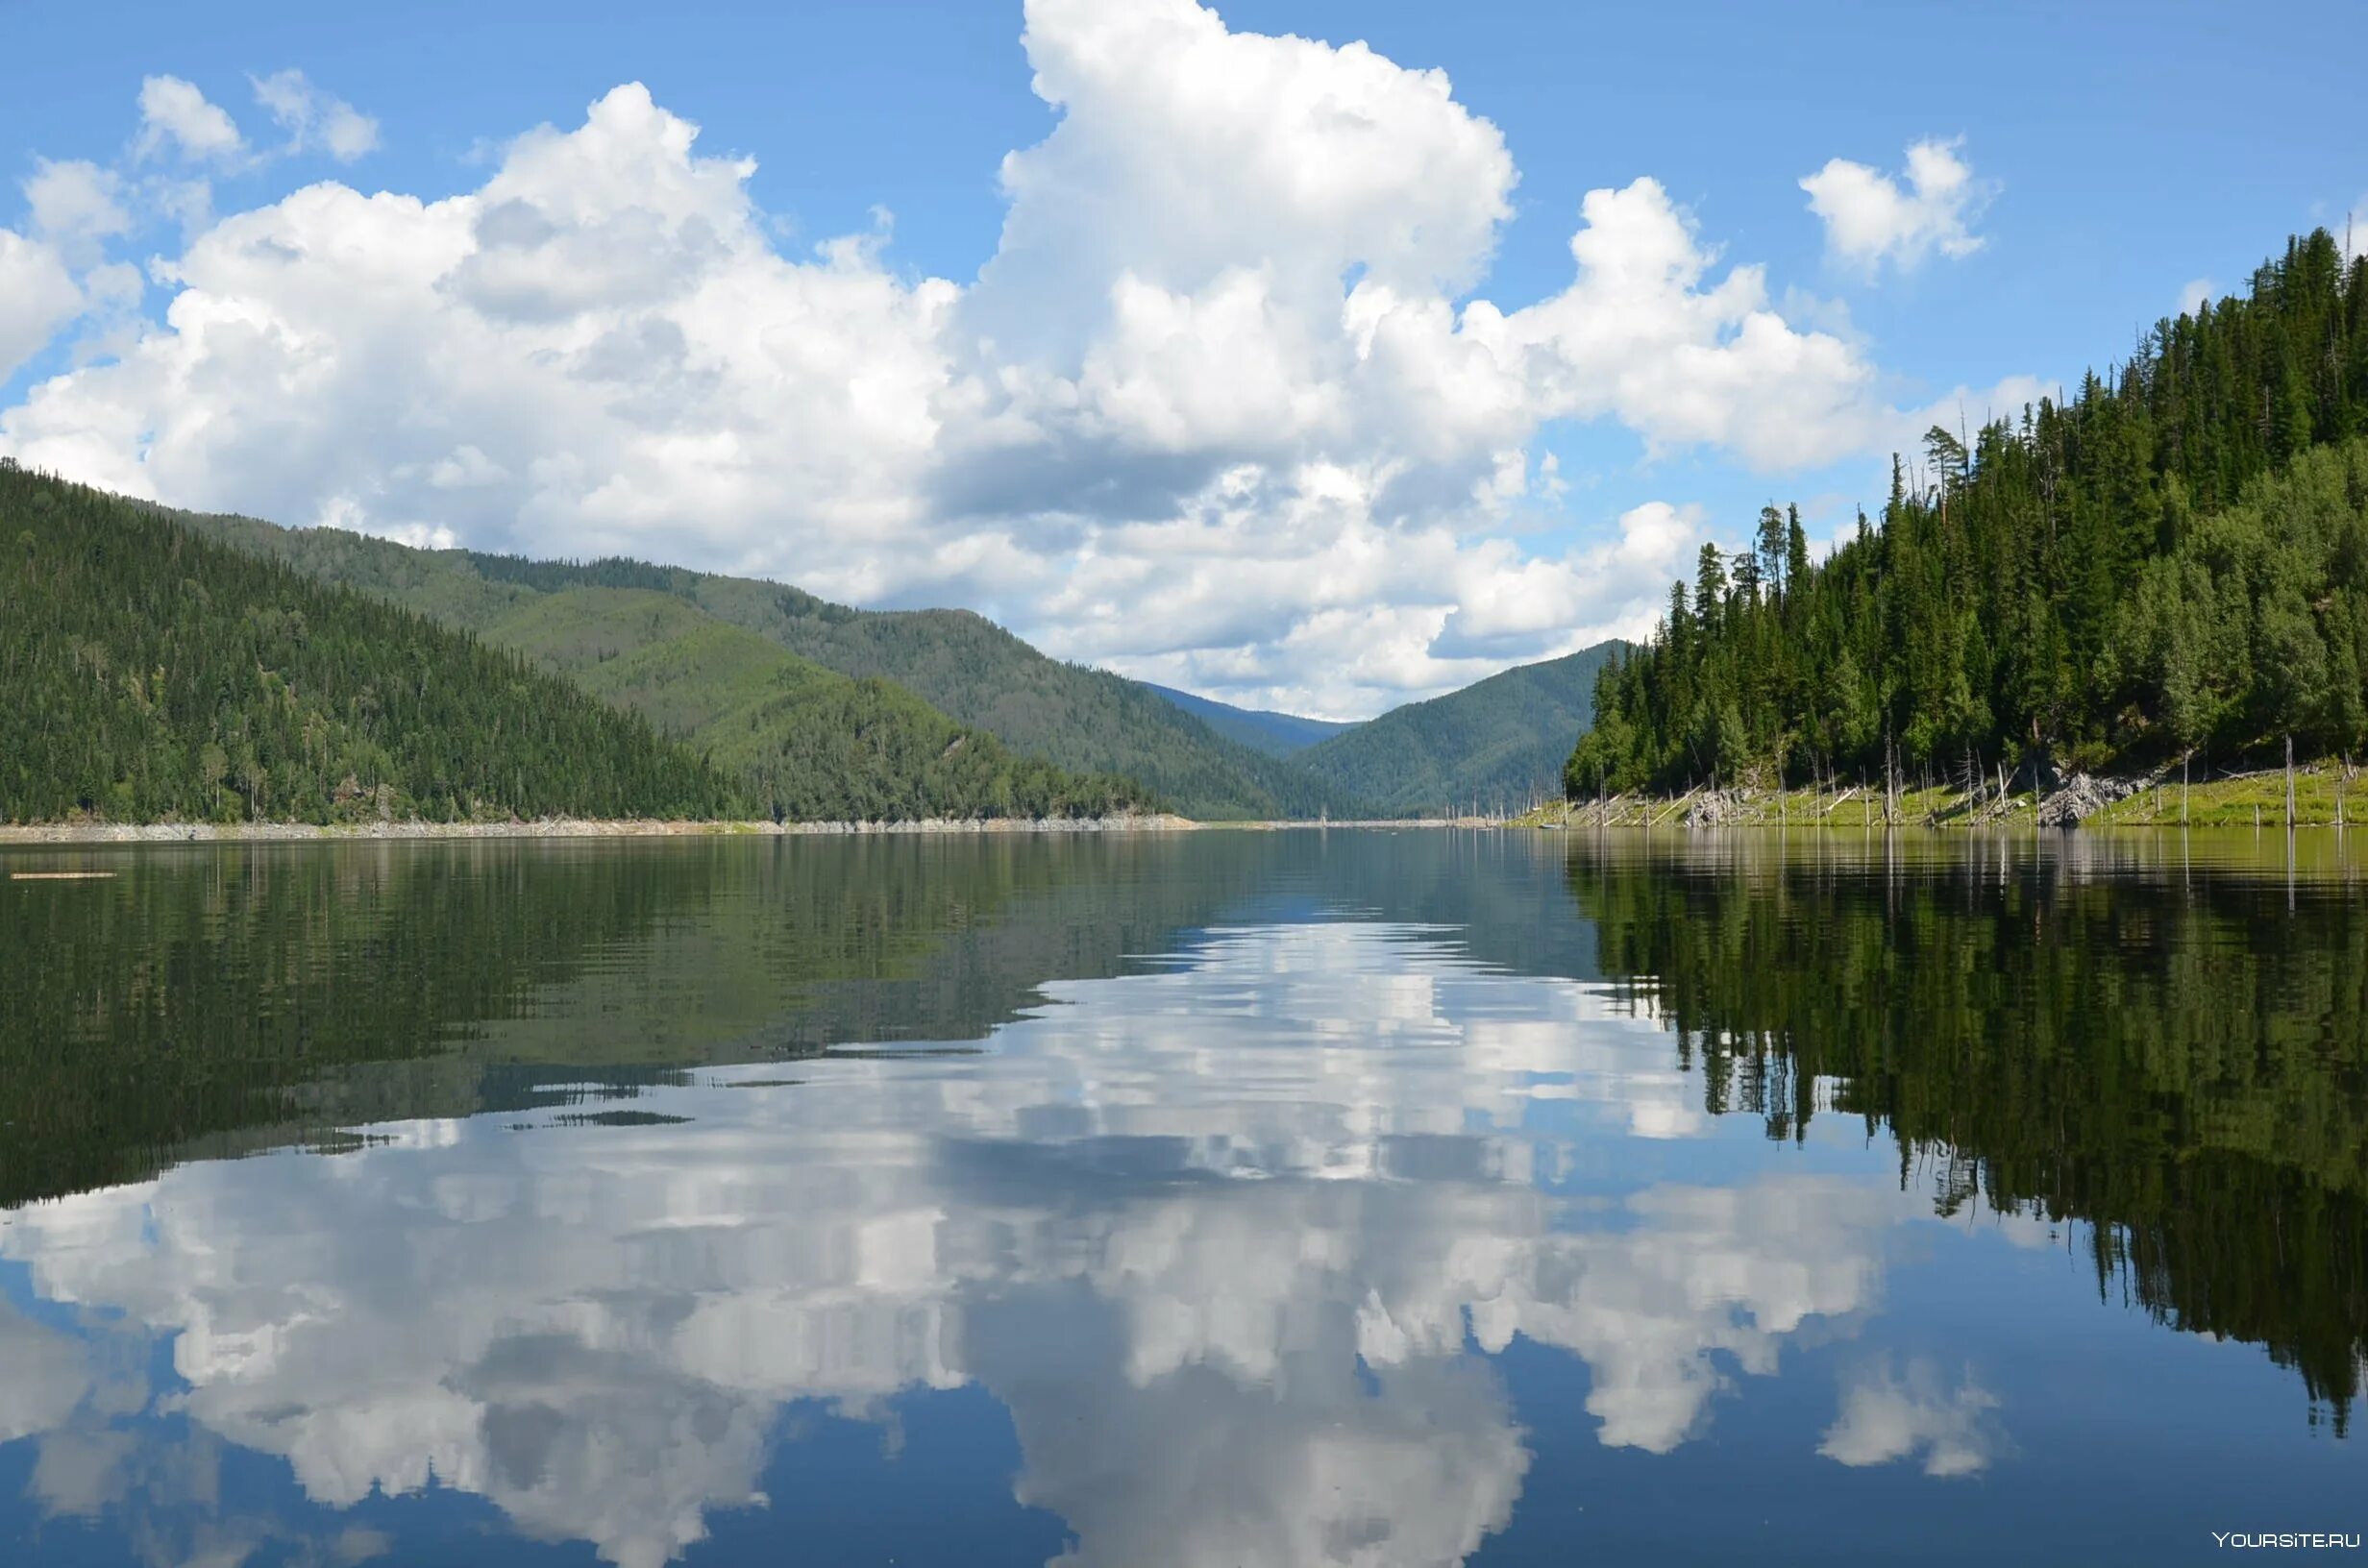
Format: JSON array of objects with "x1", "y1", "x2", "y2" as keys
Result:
[{"x1": 0, "y1": 921, "x2": 1976, "y2": 1567}]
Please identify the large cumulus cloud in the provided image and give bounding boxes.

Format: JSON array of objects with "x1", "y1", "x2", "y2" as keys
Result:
[{"x1": 0, "y1": 0, "x2": 2000, "y2": 716}]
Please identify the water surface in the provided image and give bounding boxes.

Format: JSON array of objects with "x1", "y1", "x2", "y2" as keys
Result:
[{"x1": 2, "y1": 829, "x2": 2362, "y2": 1565}]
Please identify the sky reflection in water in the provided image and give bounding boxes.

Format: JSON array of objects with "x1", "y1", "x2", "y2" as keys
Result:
[{"x1": 0, "y1": 831, "x2": 2360, "y2": 1565}]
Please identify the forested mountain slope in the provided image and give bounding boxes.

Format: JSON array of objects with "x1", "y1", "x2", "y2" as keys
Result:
[
  {"x1": 1571, "y1": 228, "x2": 2368, "y2": 796},
  {"x1": 182, "y1": 516, "x2": 1364, "y2": 820},
  {"x1": 574, "y1": 567, "x2": 1366, "y2": 819},
  {"x1": 1141, "y1": 683, "x2": 1355, "y2": 757},
  {"x1": 160, "y1": 515, "x2": 1150, "y2": 821},
  {"x1": 1296, "y1": 642, "x2": 1624, "y2": 816},
  {"x1": 0, "y1": 464, "x2": 742, "y2": 824},
  {"x1": 480, "y1": 589, "x2": 1151, "y2": 821}
]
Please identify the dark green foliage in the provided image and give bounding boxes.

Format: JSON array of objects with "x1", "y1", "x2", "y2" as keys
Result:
[
  {"x1": 1566, "y1": 836, "x2": 2368, "y2": 1426},
  {"x1": 647, "y1": 576, "x2": 1369, "y2": 820},
  {"x1": 161, "y1": 517, "x2": 1155, "y2": 821},
  {"x1": 0, "y1": 464, "x2": 743, "y2": 824},
  {"x1": 185, "y1": 513, "x2": 1357, "y2": 820},
  {"x1": 1141, "y1": 682, "x2": 1353, "y2": 757},
  {"x1": 487, "y1": 588, "x2": 1153, "y2": 821},
  {"x1": 738, "y1": 674, "x2": 1155, "y2": 821},
  {"x1": 1297, "y1": 642, "x2": 1625, "y2": 816},
  {"x1": 1571, "y1": 229, "x2": 2368, "y2": 796}
]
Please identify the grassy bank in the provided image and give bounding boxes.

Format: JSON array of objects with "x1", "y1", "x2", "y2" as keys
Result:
[{"x1": 1520, "y1": 764, "x2": 2368, "y2": 830}]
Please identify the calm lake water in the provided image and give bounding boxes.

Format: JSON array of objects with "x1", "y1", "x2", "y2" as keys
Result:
[{"x1": 1, "y1": 828, "x2": 2362, "y2": 1566}]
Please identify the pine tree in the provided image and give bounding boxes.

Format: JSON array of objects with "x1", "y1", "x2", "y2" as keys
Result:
[{"x1": 1566, "y1": 230, "x2": 2368, "y2": 796}]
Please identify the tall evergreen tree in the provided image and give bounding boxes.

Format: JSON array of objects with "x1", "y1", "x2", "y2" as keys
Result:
[
  {"x1": 1569, "y1": 229, "x2": 2368, "y2": 797},
  {"x1": 1, "y1": 464, "x2": 746, "y2": 824}
]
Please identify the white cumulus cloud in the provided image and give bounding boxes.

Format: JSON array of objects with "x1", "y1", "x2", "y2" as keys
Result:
[
  {"x1": 2, "y1": 1, "x2": 2008, "y2": 717},
  {"x1": 22, "y1": 160, "x2": 133, "y2": 268},
  {"x1": 0, "y1": 231, "x2": 82, "y2": 381},
  {"x1": 133, "y1": 75, "x2": 246, "y2": 164},
  {"x1": 1800, "y1": 137, "x2": 1992, "y2": 274}
]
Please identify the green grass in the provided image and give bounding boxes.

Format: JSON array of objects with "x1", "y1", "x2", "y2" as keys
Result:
[
  {"x1": 2079, "y1": 768, "x2": 2363, "y2": 828},
  {"x1": 1521, "y1": 766, "x2": 2368, "y2": 829}
]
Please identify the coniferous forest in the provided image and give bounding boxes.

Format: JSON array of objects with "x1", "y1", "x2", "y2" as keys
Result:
[
  {"x1": 0, "y1": 466, "x2": 1156, "y2": 825},
  {"x1": 168, "y1": 515, "x2": 1328, "y2": 821},
  {"x1": 1, "y1": 464, "x2": 746, "y2": 824},
  {"x1": 1569, "y1": 229, "x2": 2368, "y2": 798}
]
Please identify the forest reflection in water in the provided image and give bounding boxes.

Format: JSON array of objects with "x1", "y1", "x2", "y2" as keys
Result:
[{"x1": 0, "y1": 828, "x2": 2360, "y2": 1566}]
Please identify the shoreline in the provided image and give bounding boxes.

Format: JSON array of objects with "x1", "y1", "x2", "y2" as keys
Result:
[
  {"x1": 0, "y1": 814, "x2": 1543, "y2": 845},
  {"x1": 0, "y1": 814, "x2": 1202, "y2": 845},
  {"x1": 11, "y1": 793, "x2": 2359, "y2": 843}
]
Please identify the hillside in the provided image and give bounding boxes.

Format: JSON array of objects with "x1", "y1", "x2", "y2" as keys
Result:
[
  {"x1": 479, "y1": 589, "x2": 1152, "y2": 821},
  {"x1": 1295, "y1": 642, "x2": 1625, "y2": 816},
  {"x1": 1570, "y1": 228, "x2": 2368, "y2": 798},
  {"x1": 1141, "y1": 683, "x2": 1354, "y2": 757},
  {"x1": 180, "y1": 518, "x2": 1366, "y2": 821},
  {"x1": 578, "y1": 567, "x2": 1369, "y2": 820},
  {"x1": 158, "y1": 515, "x2": 1150, "y2": 821},
  {"x1": 0, "y1": 463, "x2": 742, "y2": 824}
]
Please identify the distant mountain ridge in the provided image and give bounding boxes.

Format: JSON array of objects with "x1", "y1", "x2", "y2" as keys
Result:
[
  {"x1": 1294, "y1": 643, "x2": 1627, "y2": 817},
  {"x1": 172, "y1": 513, "x2": 1367, "y2": 821},
  {"x1": 156, "y1": 503, "x2": 1628, "y2": 822},
  {"x1": 1140, "y1": 684, "x2": 1355, "y2": 757},
  {"x1": 460, "y1": 585, "x2": 1154, "y2": 821}
]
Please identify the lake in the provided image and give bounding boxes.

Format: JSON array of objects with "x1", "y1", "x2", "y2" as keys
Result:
[{"x1": 1, "y1": 828, "x2": 2361, "y2": 1565}]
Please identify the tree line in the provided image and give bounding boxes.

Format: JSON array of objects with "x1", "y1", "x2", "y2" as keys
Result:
[
  {"x1": 2, "y1": 464, "x2": 743, "y2": 824},
  {"x1": 1569, "y1": 228, "x2": 2368, "y2": 798},
  {"x1": 170, "y1": 507, "x2": 1312, "y2": 821},
  {"x1": 4, "y1": 468, "x2": 1162, "y2": 825}
]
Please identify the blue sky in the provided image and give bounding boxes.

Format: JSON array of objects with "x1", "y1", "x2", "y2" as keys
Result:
[{"x1": 2, "y1": 0, "x2": 2362, "y2": 715}]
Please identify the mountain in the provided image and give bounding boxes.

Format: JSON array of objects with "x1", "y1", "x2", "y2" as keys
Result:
[
  {"x1": 175, "y1": 513, "x2": 1361, "y2": 821},
  {"x1": 1141, "y1": 683, "x2": 1355, "y2": 757},
  {"x1": 572, "y1": 568, "x2": 1369, "y2": 820},
  {"x1": 1293, "y1": 643, "x2": 1627, "y2": 817},
  {"x1": 1571, "y1": 228, "x2": 2368, "y2": 797},
  {"x1": 145, "y1": 514, "x2": 1149, "y2": 822},
  {"x1": 0, "y1": 463, "x2": 743, "y2": 825},
  {"x1": 472, "y1": 587, "x2": 1153, "y2": 821}
]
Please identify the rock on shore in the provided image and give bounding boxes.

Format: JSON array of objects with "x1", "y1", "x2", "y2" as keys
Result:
[{"x1": 2033, "y1": 772, "x2": 2147, "y2": 827}]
